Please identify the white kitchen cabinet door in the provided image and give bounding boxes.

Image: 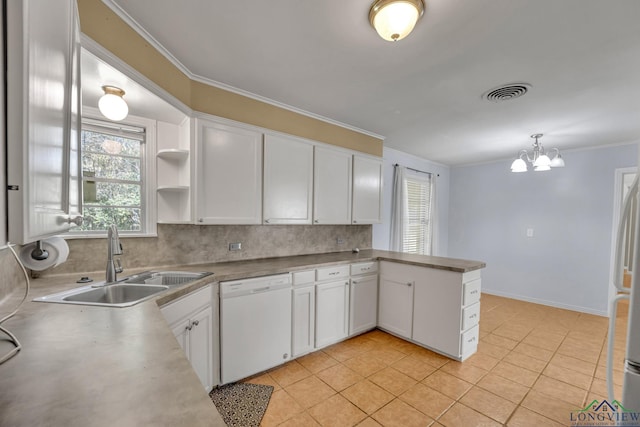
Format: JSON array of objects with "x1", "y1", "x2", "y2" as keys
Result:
[
  {"x1": 315, "y1": 280, "x2": 350, "y2": 348},
  {"x1": 168, "y1": 308, "x2": 214, "y2": 392},
  {"x1": 292, "y1": 285, "x2": 316, "y2": 357},
  {"x1": 195, "y1": 119, "x2": 262, "y2": 224},
  {"x1": 352, "y1": 156, "x2": 383, "y2": 224},
  {"x1": 378, "y1": 276, "x2": 414, "y2": 339},
  {"x1": 313, "y1": 146, "x2": 352, "y2": 224},
  {"x1": 161, "y1": 285, "x2": 215, "y2": 392},
  {"x1": 6, "y1": 0, "x2": 82, "y2": 243},
  {"x1": 188, "y1": 306, "x2": 214, "y2": 392},
  {"x1": 349, "y1": 274, "x2": 378, "y2": 336},
  {"x1": 170, "y1": 319, "x2": 190, "y2": 354},
  {"x1": 263, "y1": 134, "x2": 313, "y2": 224}
]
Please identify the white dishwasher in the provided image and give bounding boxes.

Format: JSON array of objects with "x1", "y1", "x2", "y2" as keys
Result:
[{"x1": 220, "y1": 273, "x2": 292, "y2": 384}]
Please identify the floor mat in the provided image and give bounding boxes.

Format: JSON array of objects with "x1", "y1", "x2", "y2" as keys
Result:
[{"x1": 209, "y1": 382, "x2": 274, "y2": 427}]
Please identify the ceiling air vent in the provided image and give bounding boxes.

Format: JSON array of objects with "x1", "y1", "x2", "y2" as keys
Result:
[{"x1": 482, "y1": 83, "x2": 532, "y2": 102}]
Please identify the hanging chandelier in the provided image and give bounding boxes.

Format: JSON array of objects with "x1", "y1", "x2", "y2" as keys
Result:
[{"x1": 510, "y1": 134, "x2": 565, "y2": 173}]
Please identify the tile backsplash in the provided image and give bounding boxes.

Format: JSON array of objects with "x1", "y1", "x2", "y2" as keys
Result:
[{"x1": 39, "y1": 224, "x2": 372, "y2": 277}]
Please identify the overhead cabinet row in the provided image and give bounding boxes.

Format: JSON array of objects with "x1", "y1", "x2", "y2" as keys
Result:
[{"x1": 158, "y1": 117, "x2": 383, "y2": 225}]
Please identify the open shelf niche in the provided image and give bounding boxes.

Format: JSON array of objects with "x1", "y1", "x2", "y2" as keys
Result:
[{"x1": 156, "y1": 118, "x2": 192, "y2": 223}]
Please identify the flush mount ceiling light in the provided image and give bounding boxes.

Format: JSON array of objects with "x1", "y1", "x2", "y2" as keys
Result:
[
  {"x1": 98, "y1": 85, "x2": 129, "y2": 121},
  {"x1": 510, "y1": 134, "x2": 565, "y2": 173},
  {"x1": 369, "y1": 0, "x2": 425, "y2": 42}
]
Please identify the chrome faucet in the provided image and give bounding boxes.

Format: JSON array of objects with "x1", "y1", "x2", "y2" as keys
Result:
[{"x1": 105, "y1": 224, "x2": 123, "y2": 283}]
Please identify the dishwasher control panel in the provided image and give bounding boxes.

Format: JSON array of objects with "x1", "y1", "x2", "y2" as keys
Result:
[{"x1": 220, "y1": 273, "x2": 292, "y2": 298}]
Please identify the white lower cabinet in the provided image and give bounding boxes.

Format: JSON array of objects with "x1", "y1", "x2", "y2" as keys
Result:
[
  {"x1": 161, "y1": 285, "x2": 217, "y2": 392},
  {"x1": 292, "y1": 284, "x2": 315, "y2": 357},
  {"x1": 379, "y1": 261, "x2": 481, "y2": 361},
  {"x1": 378, "y1": 275, "x2": 414, "y2": 339},
  {"x1": 349, "y1": 262, "x2": 378, "y2": 336},
  {"x1": 315, "y1": 279, "x2": 350, "y2": 348}
]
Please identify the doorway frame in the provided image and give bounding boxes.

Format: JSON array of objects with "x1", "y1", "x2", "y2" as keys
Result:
[{"x1": 609, "y1": 166, "x2": 637, "y2": 316}]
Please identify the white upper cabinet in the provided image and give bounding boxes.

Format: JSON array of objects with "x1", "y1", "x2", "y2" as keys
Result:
[
  {"x1": 195, "y1": 118, "x2": 262, "y2": 224},
  {"x1": 352, "y1": 155, "x2": 383, "y2": 224},
  {"x1": 6, "y1": 0, "x2": 82, "y2": 244},
  {"x1": 263, "y1": 134, "x2": 313, "y2": 225},
  {"x1": 313, "y1": 146, "x2": 352, "y2": 225}
]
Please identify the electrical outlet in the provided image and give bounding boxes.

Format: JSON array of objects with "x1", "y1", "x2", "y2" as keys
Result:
[
  {"x1": 229, "y1": 242, "x2": 242, "y2": 251},
  {"x1": 336, "y1": 238, "x2": 345, "y2": 245},
  {"x1": 526, "y1": 228, "x2": 534, "y2": 238}
]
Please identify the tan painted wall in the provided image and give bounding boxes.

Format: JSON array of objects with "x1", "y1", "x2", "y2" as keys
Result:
[{"x1": 77, "y1": 0, "x2": 383, "y2": 156}]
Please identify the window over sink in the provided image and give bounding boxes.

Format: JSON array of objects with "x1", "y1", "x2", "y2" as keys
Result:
[{"x1": 69, "y1": 115, "x2": 157, "y2": 237}]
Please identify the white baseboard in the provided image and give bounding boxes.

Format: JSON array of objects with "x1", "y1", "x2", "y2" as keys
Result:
[{"x1": 482, "y1": 288, "x2": 608, "y2": 318}]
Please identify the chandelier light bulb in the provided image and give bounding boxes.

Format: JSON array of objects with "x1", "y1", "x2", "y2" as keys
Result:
[
  {"x1": 369, "y1": 0, "x2": 425, "y2": 42},
  {"x1": 510, "y1": 158, "x2": 527, "y2": 173},
  {"x1": 98, "y1": 85, "x2": 128, "y2": 121},
  {"x1": 533, "y1": 154, "x2": 551, "y2": 168}
]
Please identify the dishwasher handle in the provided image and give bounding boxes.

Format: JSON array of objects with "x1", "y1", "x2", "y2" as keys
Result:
[{"x1": 251, "y1": 286, "x2": 270, "y2": 293}]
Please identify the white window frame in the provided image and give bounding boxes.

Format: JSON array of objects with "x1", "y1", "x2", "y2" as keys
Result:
[{"x1": 67, "y1": 107, "x2": 157, "y2": 238}]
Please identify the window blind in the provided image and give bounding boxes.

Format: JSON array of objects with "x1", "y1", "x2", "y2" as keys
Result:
[{"x1": 403, "y1": 173, "x2": 433, "y2": 255}]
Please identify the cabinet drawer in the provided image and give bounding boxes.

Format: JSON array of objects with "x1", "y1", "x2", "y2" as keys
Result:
[
  {"x1": 461, "y1": 302, "x2": 481, "y2": 331},
  {"x1": 316, "y1": 265, "x2": 350, "y2": 282},
  {"x1": 350, "y1": 262, "x2": 378, "y2": 276},
  {"x1": 293, "y1": 270, "x2": 315, "y2": 286},
  {"x1": 460, "y1": 324, "x2": 479, "y2": 357},
  {"x1": 463, "y1": 279, "x2": 481, "y2": 306},
  {"x1": 462, "y1": 269, "x2": 481, "y2": 283},
  {"x1": 161, "y1": 285, "x2": 212, "y2": 326}
]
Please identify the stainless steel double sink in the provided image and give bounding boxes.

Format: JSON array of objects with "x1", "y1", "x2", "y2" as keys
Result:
[{"x1": 33, "y1": 271, "x2": 213, "y2": 308}]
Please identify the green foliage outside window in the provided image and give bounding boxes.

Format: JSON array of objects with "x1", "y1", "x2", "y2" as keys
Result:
[{"x1": 76, "y1": 128, "x2": 145, "y2": 232}]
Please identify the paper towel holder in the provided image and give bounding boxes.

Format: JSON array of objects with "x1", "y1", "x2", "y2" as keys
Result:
[{"x1": 30, "y1": 240, "x2": 49, "y2": 261}]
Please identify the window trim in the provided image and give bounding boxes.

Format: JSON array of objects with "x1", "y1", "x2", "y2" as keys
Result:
[{"x1": 66, "y1": 108, "x2": 157, "y2": 239}]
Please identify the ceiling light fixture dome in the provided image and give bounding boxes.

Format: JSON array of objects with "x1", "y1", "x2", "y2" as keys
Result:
[
  {"x1": 98, "y1": 85, "x2": 129, "y2": 121},
  {"x1": 510, "y1": 134, "x2": 566, "y2": 173},
  {"x1": 369, "y1": 0, "x2": 425, "y2": 42}
]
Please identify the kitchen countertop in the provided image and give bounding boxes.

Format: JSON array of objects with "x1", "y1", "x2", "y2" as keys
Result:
[{"x1": 0, "y1": 250, "x2": 484, "y2": 427}]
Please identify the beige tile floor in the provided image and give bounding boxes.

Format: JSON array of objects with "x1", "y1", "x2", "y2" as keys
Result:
[{"x1": 246, "y1": 294, "x2": 629, "y2": 426}]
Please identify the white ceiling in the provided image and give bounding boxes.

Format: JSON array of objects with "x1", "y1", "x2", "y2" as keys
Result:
[{"x1": 100, "y1": 0, "x2": 640, "y2": 165}]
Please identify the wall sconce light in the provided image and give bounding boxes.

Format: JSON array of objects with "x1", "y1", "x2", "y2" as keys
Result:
[
  {"x1": 369, "y1": 0, "x2": 425, "y2": 42},
  {"x1": 98, "y1": 85, "x2": 129, "y2": 121}
]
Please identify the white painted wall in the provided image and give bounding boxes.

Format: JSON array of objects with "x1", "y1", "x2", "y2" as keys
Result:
[
  {"x1": 448, "y1": 143, "x2": 638, "y2": 315},
  {"x1": 373, "y1": 147, "x2": 450, "y2": 256}
]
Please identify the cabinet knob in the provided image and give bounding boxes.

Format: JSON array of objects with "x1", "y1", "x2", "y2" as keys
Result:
[
  {"x1": 185, "y1": 324, "x2": 192, "y2": 331},
  {"x1": 352, "y1": 280, "x2": 358, "y2": 284},
  {"x1": 198, "y1": 218, "x2": 203, "y2": 223},
  {"x1": 407, "y1": 282, "x2": 413, "y2": 287},
  {"x1": 353, "y1": 220, "x2": 357, "y2": 224},
  {"x1": 192, "y1": 320, "x2": 199, "y2": 327},
  {"x1": 66, "y1": 215, "x2": 83, "y2": 226},
  {"x1": 314, "y1": 219, "x2": 319, "y2": 223},
  {"x1": 265, "y1": 219, "x2": 270, "y2": 224},
  {"x1": 345, "y1": 282, "x2": 349, "y2": 286},
  {"x1": 282, "y1": 353, "x2": 288, "y2": 359}
]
